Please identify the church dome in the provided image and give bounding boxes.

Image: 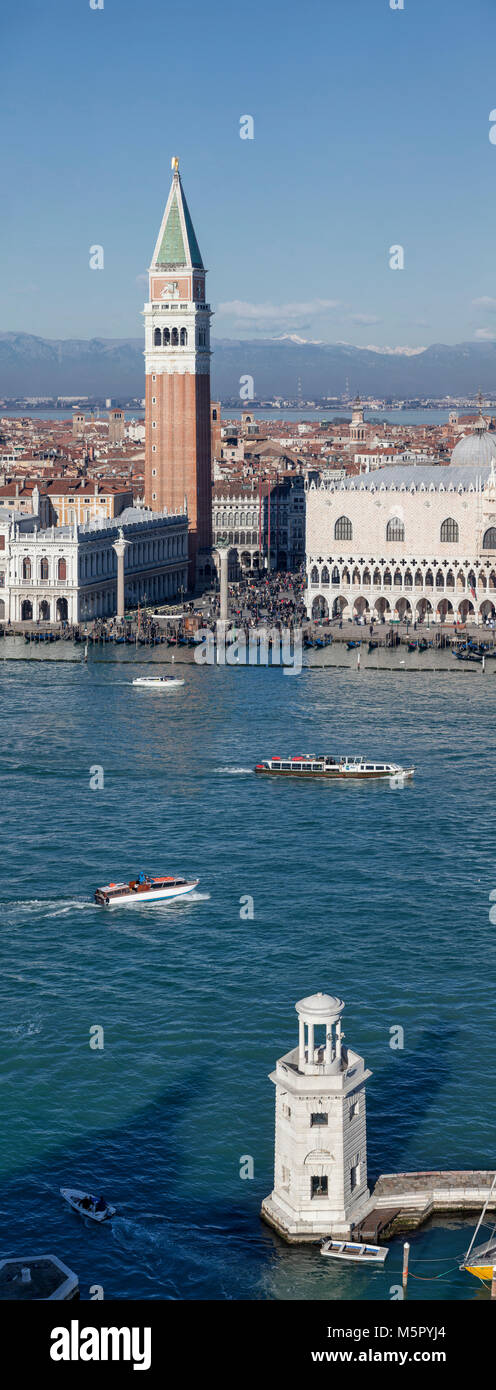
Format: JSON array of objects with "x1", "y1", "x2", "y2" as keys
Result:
[{"x1": 451, "y1": 422, "x2": 496, "y2": 467}]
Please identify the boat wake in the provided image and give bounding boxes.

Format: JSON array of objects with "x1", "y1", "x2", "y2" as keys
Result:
[{"x1": 214, "y1": 766, "x2": 253, "y2": 774}]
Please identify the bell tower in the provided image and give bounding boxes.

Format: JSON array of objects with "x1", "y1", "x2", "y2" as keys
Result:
[
  {"x1": 350, "y1": 393, "x2": 365, "y2": 443},
  {"x1": 261, "y1": 992, "x2": 371, "y2": 1240},
  {"x1": 144, "y1": 157, "x2": 212, "y2": 584}
]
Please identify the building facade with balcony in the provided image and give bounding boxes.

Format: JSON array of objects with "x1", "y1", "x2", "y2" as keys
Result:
[
  {"x1": 305, "y1": 461, "x2": 496, "y2": 624},
  {"x1": 212, "y1": 476, "x2": 305, "y2": 575},
  {"x1": 0, "y1": 506, "x2": 188, "y2": 624}
]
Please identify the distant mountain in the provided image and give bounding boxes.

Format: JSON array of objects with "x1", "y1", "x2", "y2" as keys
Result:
[{"x1": 2, "y1": 331, "x2": 496, "y2": 400}]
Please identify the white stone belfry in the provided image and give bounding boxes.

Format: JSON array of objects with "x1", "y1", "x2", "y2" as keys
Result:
[{"x1": 261, "y1": 992, "x2": 371, "y2": 1240}]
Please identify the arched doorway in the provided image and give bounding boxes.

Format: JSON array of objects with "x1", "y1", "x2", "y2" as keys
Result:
[
  {"x1": 39, "y1": 600, "x2": 50, "y2": 621},
  {"x1": 21, "y1": 599, "x2": 33, "y2": 621},
  {"x1": 374, "y1": 596, "x2": 390, "y2": 619},
  {"x1": 332, "y1": 595, "x2": 347, "y2": 618},
  {"x1": 395, "y1": 597, "x2": 411, "y2": 620},
  {"x1": 437, "y1": 599, "x2": 453, "y2": 620},
  {"x1": 312, "y1": 595, "x2": 329, "y2": 620},
  {"x1": 458, "y1": 599, "x2": 474, "y2": 622},
  {"x1": 354, "y1": 596, "x2": 369, "y2": 618},
  {"x1": 480, "y1": 599, "x2": 496, "y2": 621},
  {"x1": 56, "y1": 597, "x2": 68, "y2": 622},
  {"x1": 416, "y1": 598, "x2": 432, "y2": 621}
]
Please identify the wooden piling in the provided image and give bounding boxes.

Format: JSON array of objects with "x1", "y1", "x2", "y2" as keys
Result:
[{"x1": 402, "y1": 1241, "x2": 410, "y2": 1293}]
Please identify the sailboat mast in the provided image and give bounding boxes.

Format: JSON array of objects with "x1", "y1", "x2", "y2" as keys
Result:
[{"x1": 464, "y1": 1172, "x2": 496, "y2": 1261}]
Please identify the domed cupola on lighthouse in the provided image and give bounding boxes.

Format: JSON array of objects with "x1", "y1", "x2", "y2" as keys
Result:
[{"x1": 261, "y1": 992, "x2": 371, "y2": 1240}]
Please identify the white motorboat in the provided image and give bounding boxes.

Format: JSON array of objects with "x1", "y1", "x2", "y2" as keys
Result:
[
  {"x1": 255, "y1": 754, "x2": 414, "y2": 780},
  {"x1": 60, "y1": 1188, "x2": 115, "y2": 1222},
  {"x1": 321, "y1": 1238, "x2": 388, "y2": 1264},
  {"x1": 132, "y1": 675, "x2": 184, "y2": 688},
  {"x1": 94, "y1": 872, "x2": 199, "y2": 906}
]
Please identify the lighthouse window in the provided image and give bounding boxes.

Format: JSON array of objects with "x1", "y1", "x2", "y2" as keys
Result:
[
  {"x1": 350, "y1": 1163, "x2": 360, "y2": 1191},
  {"x1": 310, "y1": 1113, "x2": 328, "y2": 1126},
  {"x1": 311, "y1": 1176, "x2": 328, "y2": 1198}
]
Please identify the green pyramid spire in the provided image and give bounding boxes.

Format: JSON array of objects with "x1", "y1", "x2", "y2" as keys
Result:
[{"x1": 154, "y1": 169, "x2": 204, "y2": 270}]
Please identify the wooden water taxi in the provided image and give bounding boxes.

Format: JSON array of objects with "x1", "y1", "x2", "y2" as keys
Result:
[
  {"x1": 321, "y1": 1238, "x2": 388, "y2": 1264},
  {"x1": 94, "y1": 873, "x2": 199, "y2": 906},
  {"x1": 254, "y1": 754, "x2": 414, "y2": 780}
]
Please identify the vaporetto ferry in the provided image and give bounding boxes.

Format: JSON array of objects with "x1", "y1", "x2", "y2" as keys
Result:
[{"x1": 254, "y1": 754, "x2": 414, "y2": 780}]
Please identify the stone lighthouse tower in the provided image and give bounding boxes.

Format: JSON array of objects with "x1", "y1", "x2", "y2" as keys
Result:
[
  {"x1": 144, "y1": 157, "x2": 212, "y2": 586},
  {"x1": 261, "y1": 992, "x2": 371, "y2": 1240}
]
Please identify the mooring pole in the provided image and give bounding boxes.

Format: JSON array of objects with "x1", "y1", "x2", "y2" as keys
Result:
[
  {"x1": 402, "y1": 1241, "x2": 410, "y2": 1294},
  {"x1": 491, "y1": 1265, "x2": 496, "y2": 1299}
]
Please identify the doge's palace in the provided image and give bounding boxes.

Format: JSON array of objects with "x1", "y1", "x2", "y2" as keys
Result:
[{"x1": 306, "y1": 421, "x2": 496, "y2": 624}]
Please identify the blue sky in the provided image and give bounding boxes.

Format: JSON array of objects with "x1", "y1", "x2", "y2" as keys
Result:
[{"x1": 1, "y1": 0, "x2": 496, "y2": 348}]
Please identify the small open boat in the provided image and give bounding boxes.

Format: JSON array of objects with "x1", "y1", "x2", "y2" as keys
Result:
[
  {"x1": 132, "y1": 675, "x2": 184, "y2": 688},
  {"x1": 95, "y1": 872, "x2": 199, "y2": 906},
  {"x1": 60, "y1": 1187, "x2": 115, "y2": 1222},
  {"x1": 321, "y1": 1238, "x2": 388, "y2": 1264}
]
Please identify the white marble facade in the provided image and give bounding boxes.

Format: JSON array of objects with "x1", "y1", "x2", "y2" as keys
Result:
[{"x1": 306, "y1": 461, "x2": 496, "y2": 624}]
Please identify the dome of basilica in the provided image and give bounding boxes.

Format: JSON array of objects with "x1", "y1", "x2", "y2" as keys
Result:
[{"x1": 451, "y1": 420, "x2": 496, "y2": 467}]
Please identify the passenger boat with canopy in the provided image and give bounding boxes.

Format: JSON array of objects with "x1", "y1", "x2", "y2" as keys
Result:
[
  {"x1": 94, "y1": 872, "x2": 199, "y2": 906},
  {"x1": 321, "y1": 1238, "x2": 388, "y2": 1264},
  {"x1": 460, "y1": 1174, "x2": 496, "y2": 1281},
  {"x1": 254, "y1": 754, "x2": 414, "y2": 780}
]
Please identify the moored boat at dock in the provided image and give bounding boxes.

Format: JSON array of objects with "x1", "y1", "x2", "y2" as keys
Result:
[
  {"x1": 94, "y1": 872, "x2": 199, "y2": 906},
  {"x1": 254, "y1": 754, "x2": 414, "y2": 780},
  {"x1": 321, "y1": 1238, "x2": 388, "y2": 1264}
]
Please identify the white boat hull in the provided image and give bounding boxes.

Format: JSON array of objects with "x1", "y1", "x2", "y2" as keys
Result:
[
  {"x1": 97, "y1": 879, "x2": 199, "y2": 907},
  {"x1": 60, "y1": 1188, "x2": 115, "y2": 1222},
  {"x1": 321, "y1": 1239, "x2": 388, "y2": 1264},
  {"x1": 132, "y1": 677, "x2": 184, "y2": 688}
]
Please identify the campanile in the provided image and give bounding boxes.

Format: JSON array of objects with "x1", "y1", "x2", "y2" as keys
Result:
[{"x1": 144, "y1": 158, "x2": 212, "y2": 583}]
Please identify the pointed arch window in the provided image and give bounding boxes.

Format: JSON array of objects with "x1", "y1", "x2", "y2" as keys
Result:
[
  {"x1": 163, "y1": 327, "x2": 170, "y2": 346},
  {"x1": 180, "y1": 327, "x2": 188, "y2": 346},
  {"x1": 334, "y1": 515, "x2": 352, "y2": 540},
  {"x1": 154, "y1": 327, "x2": 161, "y2": 346},
  {"x1": 386, "y1": 517, "x2": 405, "y2": 542},
  {"x1": 321, "y1": 565, "x2": 330, "y2": 586},
  {"x1": 171, "y1": 327, "x2": 179, "y2": 346},
  {"x1": 483, "y1": 527, "x2": 496, "y2": 550},
  {"x1": 435, "y1": 569, "x2": 444, "y2": 588},
  {"x1": 310, "y1": 565, "x2": 319, "y2": 585},
  {"x1": 331, "y1": 565, "x2": 340, "y2": 585},
  {"x1": 441, "y1": 517, "x2": 459, "y2": 543}
]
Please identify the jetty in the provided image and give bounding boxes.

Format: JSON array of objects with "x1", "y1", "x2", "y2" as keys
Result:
[{"x1": 355, "y1": 1171, "x2": 496, "y2": 1242}]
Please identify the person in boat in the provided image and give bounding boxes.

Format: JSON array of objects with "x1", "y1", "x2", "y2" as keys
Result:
[
  {"x1": 95, "y1": 1196, "x2": 107, "y2": 1212},
  {"x1": 137, "y1": 872, "x2": 146, "y2": 885},
  {"x1": 80, "y1": 1195, "x2": 93, "y2": 1210}
]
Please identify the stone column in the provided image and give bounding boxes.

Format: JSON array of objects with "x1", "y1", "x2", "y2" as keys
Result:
[
  {"x1": 298, "y1": 1017, "x2": 305, "y2": 1070},
  {"x1": 113, "y1": 529, "x2": 129, "y2": 620},
  {"x1": 214, "y1": 543, "x2": 230, "y2": 622}
]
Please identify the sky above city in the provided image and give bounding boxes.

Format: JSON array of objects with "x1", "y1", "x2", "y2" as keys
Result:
[{"x1": 2, "y1": 0, "x2": 496, "y2": 350}]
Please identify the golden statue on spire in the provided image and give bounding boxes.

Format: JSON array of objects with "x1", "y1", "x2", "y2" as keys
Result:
[{"x1": 171, "y1": 156, "x2": 179, "y2": 174}]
